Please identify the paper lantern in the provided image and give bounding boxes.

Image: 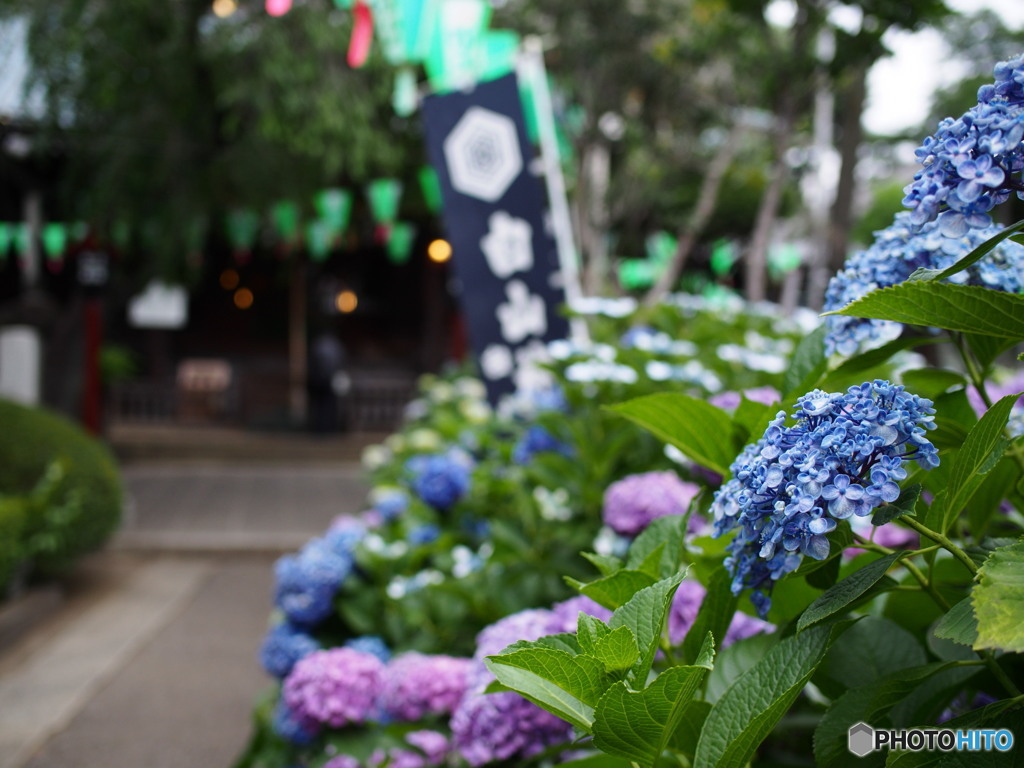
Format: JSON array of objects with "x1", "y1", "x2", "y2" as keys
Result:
[
  {"x1": 392, "y1": 66, "x2": 418, "y2": 116},
  {"x1": 618, "y1": 258, "x2": 656, "y2": 290},
  {"x1": 314, "y1": 189, "x2": 353, "y2": 236},
  {"x1": 417, "y1": 166, "x2": 443, "y2": 214},
  {"x1": 306, "y1": 220, "x2": 334, "y2": 262},
  {"x1": 366, "y1": 179, "x2": 403, "y2": 225},
  {"x1": 710, "y1": 239, "x2": 737, "y2": 276},
  {"x1": 348, "y1": 1, "x2": 374, "y2": 68},
  {"x1": 266, "y1": 0, "x2": 292, "y2": 17},
  {"x1": 42, "y1": 223, "x2": 67, "y2": 260},
  {"x1": 644, "y1": 231, "x2": 677, "y2": 265},
  {"x1": 0, "y1": 223, "x2": 10, "y2": 261},
  {"x1": 271, "y1": 200, "x2": 301, "y2": 241},
  {"x1": 226, "y1": 208, "x2": 260, "y2": 252},
  {"x1": 386, "y1": 221, "x2": 416, "y2": 264}
]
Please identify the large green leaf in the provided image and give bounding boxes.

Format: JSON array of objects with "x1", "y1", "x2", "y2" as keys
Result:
[
  {"x1": 825, "y1": 282, "x2": 1024, "y2": 340},
  {"x1": 694, "y1": 622, "x2": 849, "y2": 768},
  {"x1": 814, "y1": 617, "x2": 927, "y2": 701},
  {"x1": 972, "y1": 537, "x2": 1024, "y2": 653},
  {"x1": 937, "y1": 393, "x2": 1020, "y2": 532},
  {"x1": 798, "y1": 553, "x2": 904, "y2": 631},
  {"x1": 607, "y1": 394, "x2": 736, "y2": 476},
  {"x1": 782, "y1": 324, "x2": 828, "y2": 400},
  {"x1": 592, "y1": 634, "x2": 715, "y2": 767},
  {"x1": 906, "y1": 218, "x2": 1024, "y2": 283},
  {"x1": 592, "y1": 627, "x2": 641, "y2": 673},
  {"x1": 932, "y1": 597, "x2": 978, "y2": 647},
  {"x1": 610, "y1": 573, "x2": 686, "y2": 687},
  {"x1": 626, "y1": 515, "x2": 688, "y2": 578},
  {"x1": 484, "y1": 648, "x2": 610, "y2": 731},
  {"x1": 566, "y1": 570, "x2": 659, "y2": 611},
  {"x1": 681, "y1": 566, "x2": 738, "y2": 665}
]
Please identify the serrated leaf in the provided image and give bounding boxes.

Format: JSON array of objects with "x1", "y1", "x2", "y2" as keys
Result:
[
  {"x1": 569, "y1": 570, "x2": 659, "y2": 611},
  {"x1": 502, "y1": 633, "x2": 582, "y2": 656},
  {"x1": 783, "y1": 324, "x2": 829, "y2": 400},
  {"x1": 966, "y1": 457, "x2": 1019, "y2": 538},
  {"x1": 899, "y1": 369, "x2": 966, "y2": 401},
  {"x1": 582, "y1": 551, "x2": 622, "y2": 577},
  {"x1": 871, "y1": 484, "x2": 923, "y2": 526},
  {"x1": 591, "y1": 626, "x2": 640, "y2": 673},
  {"x1": 907, "y1": 218, "x2": 1024, "y2": 283},
  {"x1": 592, "y1": 636, "x2": 715, "y2": 766},
  {"x1": 633, "y1": 543, "x2": 667, "y2": 579},
  {"x1": 820, "y1": 336, "x2": 943, "y2": 393},
  {"x1": 805, "y1": 553, "x2": 842, "y2": 590},
  {"x1": 972, "y1": 537, "x2": 1024, "y2": 653},
  {"x1": 681, "y1": 566, "x2": 738, "y2": 665},
  {"x1": 798, "y1": 553, "x2": 904, "y2": 632},
  {"x1": 932, "y1": 597, "x2": 978, "y2": 647},
  {"x1": 485, "y1": 648, "x2": 610, "y2": 731},
  {"x1": 607, "y1": 394, "x2": 736, "y2": 476},
  {"x1": 626, "y1": 515, "x2": 687, "y2": 578},
  {"x1": 814, "y1": 662, "x2": 959, "y2": 768},
  {"x1": 577, "y1": 613, "x2": 612, "y2": 656},
  {"x1": 825, "y1": 281, "x2": 1024, "y2": 340},
  {"x1": 610, "y1": 572, "x2": 686, "y2": 687},
  {"x1": 940, "y1": 393, "x2": 1020, "y2": 532},
  {"x1": 694, "y1": 622, "x2": 849, "y2": 768},
  {"x1": 814, "y1": 617, "x2": 928, "y2": 701}
]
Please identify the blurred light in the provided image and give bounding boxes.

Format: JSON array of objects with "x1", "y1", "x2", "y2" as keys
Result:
[
  {"x1": 265, "y1": 0, "x2": 292, "y2": 16},
  {"x1": 427, "y1": 239, "x2": 452, "y2": 263},
  {"x1": 234, "y1": 287, "x2": 254, "y2": 309},
  {"x1": 220, "y1": 268, "x2": 240, "y2": 290},
  {"x1": 212, "y1": 0, "x2": 237, "y2": 18},
  {"x1": 336, "y1": 290, "x2": 358, "y2": 314}
]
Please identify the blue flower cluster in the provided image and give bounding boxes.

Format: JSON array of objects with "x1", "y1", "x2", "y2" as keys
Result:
[
  {"x1": 511, "y1": 425, "x2": 574, "y2": 465},
  {"x1": 903, "y1": 54, "x2": 1024, "y2": 239},
  {"x1": 823, "y1": 213, "x2": 1024, "y2": 355},
  {"x1": 260, "y1": 621, "x2": 320, "y2": 678},
  {"x1": 273, "y1": 535, "x2": 355, "y2": 626},
  {"x1": 407, "y1": 454, "x2": 471, "y2": 510},
  {"x1": 344, "y1": 635, "x2": 392, "y2": 663},
  {"x1": 710, "y1": 381, "x2": 939, "y2": 616}
]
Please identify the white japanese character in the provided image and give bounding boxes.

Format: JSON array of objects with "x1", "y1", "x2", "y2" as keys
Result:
[
  {"x1": 480, "y1": 211, "x2": 534, "y2": 278},
  {"x1": 496, "y1": 280, "x2": 546, "y2": 344},
  {"x1": 480, "y1": 344, "x2": 514, "y2": 380}
]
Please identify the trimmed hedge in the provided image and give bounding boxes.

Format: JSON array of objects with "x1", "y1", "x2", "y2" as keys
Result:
[{"x1": 0, "y1": 399, "x2": 122, "y2": 578}]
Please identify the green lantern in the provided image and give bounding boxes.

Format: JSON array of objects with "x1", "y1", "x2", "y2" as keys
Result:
[
  {"x1": 768, "y1": 243, "x2": 802, "y2": 279},
  {"x1": 618, "y1": 258, "x2": 655, "y2": 290},
  {"x1": 314, "y1": 189, "x2": 353, "y2": 236},
  {"x1": 710, "y1": 239, "x2": 737, "y2": 276},
  {"x1": 12, "y1": 223, "x2": 30, "y2": 256},
  {"x1": 424, "y1": 0, "x2": 491, "y2": 91},
  {"x1": 386, "y1": 221, "x2": 416, "y2": 264},
  {"x1": 42, "y1": 223, "x2": 67, "y2": 261},
  {"x1": 418, "y1": 166, "x2": 443, "y2": 214},
  {"x1": 0, "y1": 223, "x2": 10, "y2": 261},
  {"x1": 271, "y1": 200, "x2": 301, "y2": 241},
  {"x1": 331, "y1": 0, "x2": 353, "y2": 7},
  {"x1": 477, "y1": 30, "x2": 519, "y2": 81},
  {"x1": 226, "y1": 208, "x2": 261, "y2": 252},
  {"x1": 645, "y1": 231, "x2": 677, "y2": 265},
  {"x1": 306, "y1": 220, "x2": 334, "y2": 262},
  {"x1": 366, "y1": 179, "x2": 403, "y2": 225},
  {"x1": 392, "y1": 66, "x2": 419, "y2": 117}
]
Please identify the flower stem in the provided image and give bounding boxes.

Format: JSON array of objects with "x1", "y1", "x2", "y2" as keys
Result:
[{"x1": 900, "y1": 516, "x2": 978, "y2": 577}]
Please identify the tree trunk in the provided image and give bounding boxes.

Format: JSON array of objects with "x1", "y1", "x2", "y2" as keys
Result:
[
  {"x1": 643, "y1": 123, "x2": 744, "y2": 306},
  {"x1": 580, "y1": 140, "x2": 612, "y2": 296}
]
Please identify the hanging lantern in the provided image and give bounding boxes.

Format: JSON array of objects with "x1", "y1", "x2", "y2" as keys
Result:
[
  {"x1": 417, "y1": 165, "x2": 443, "y2": 214},
  {"x1": 12, "y1": 223, "x2": 30, "y2": 258},
  {"x1": 41, "y1": 223, "x2": 67, "y2": 273},
  {"x1": 618, "y1": 258, "x2": 656, "y2": 290},
  {"x1": 314, "y1": 189, "x2": 353, "y2": 237},
  {"x1": 392, "y1": 66, "x2": 418, "y2": 117},
  {"x1": 265, "y1": 0, "x2": 292, "y2": 16},
  {"x1": 0, "y1": 223, "x2": 10, "y2": 262},
  {"x1": 366, "y1": 178, "x2": 403, "y2": 244},
  {"x1": 386, "y1": 221, "x2": 416, "y2": 264},
  {"x1": 424, "y1": 0, "x2": 491, "y2": 91},
  {"x1": 710, "y1": 239, "x2": 737, "y2": 277},
  {"x1": 645, "y1": 231, "x2": 677, "y2": 265},
  {"x1": 348, "y1": 1, "x2": 374, "y2": 68},
  {"x1": 306, "y1": 220, "x2": 334, "y2": 262},
  {"x1": 332, "y1": 0, "x2": 354, "y2": 7},
  {"x1": 226, "y1": 208, "x2": 260, "y2": 263},
  {"x1": 271, "y1": 200, "x2": 301, "y2": 243}
]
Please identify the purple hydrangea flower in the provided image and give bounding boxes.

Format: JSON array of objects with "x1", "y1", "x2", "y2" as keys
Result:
[
  {"x1": 602, "y1": 471, "x2": 701, "y2": 538},
  {"x1": 365, "y1": 730, "x2": 450, "y2": 768},
  {"x1": 710, "y1": 386, "x2": 782, "y2": 411},
  {"x1": 343, "y1": 635, "x2": 391, "y2": 663},
  {"x1": 408, "y1": 454, "x2": 471, "y2": 510},
  {"x1": 668, "y1": 579, "x2": 774, "y2": 647},
  {"x1": 451, "y1": 690, "x2": 573, "y2": 767},
  {"x1": 512, "y1": 425, "x2": 574, "y2": 465},
  {"x1": 473, "y1": 608, "x2": 560, "y2": 661},
  {"x1": 283, "y1": 648, "x2": 384, "y2": 728},
  {"x1": 260, "y1": 621, "x2": 320, "y2": 678},
  {"x1": 379, "y1": 652, "x2": 473, "y2": 721},
  {"x1": 324, "y1": 756, "x2": 361, "y2": 768},
  {"x1": 711, "y1": 381, "x2": 939, "y2": 616},
  {"x1": 548, "y1": 595, "x2": 613, "y2": 634}
]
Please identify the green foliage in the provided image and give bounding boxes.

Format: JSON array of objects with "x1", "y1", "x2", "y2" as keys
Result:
[
  {"x1": 971, "y1": 537, "x2": 1024, "y2": 653},
  {"x1": 0, "y1": 399, "x2": 122, "y2": 577}
]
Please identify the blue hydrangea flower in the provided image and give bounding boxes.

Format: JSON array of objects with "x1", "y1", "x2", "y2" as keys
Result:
[
  {"x1": 408, "y1": 523, "x2": 441, "y2": 546},
  {"x1": 511, "y1": 425, "x2": 574, "y2": 465},
  {"x1": 407, "y1": 454, "x2": 471, "y2": 510},
  {"x1": 271, "y1": 697, "x2": 320, "y2": 745},
  {"x1": 260, "y1": 621, "x2": 320, "y2": 678},
  {"x1": 369, "y1": 486, "x2": 411, "y2": 522},
  {"x1": 710, "y1": 381, "x2": 939, "y2": 616},
  {"x1": 903, "y1": 54, "x2": 1024, "y2": 240},
  {"x1": 273, "y1": 541, "x2": 353, "y2": 626},
  {"x1": 823, "y1": 213, "x2": 1024, "y2": 355},
  {"x1": 344, "y1": 635, "x2": 392, "y2": 663}
]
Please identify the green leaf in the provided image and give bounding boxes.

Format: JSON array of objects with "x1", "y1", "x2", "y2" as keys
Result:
[
  {"x1": 939, "y1": 393, "x2": 1020, "y2": 532},
  {"x1": 591, "y1": 626, "x2": 641, "y2": 673},
  {"x1": 805, "y1": 553, "x2": 842, "y2": 590},
  {"x1": 814, "y1": 617, "x2": 927, "y2": 701},
  {"x1": 798, "y1": 553, "x2": 904, "y2": 631},
  {"x1": 556, "y1": 754, "x2": 632, "y2": 768},
  {"x1": 626, "y1": 515, "x2": 687, "y2": 578},
  {"x1": 886, "y1": 701, "x2": 1024, "y2": 767},
  {"x1": 732, "y1": 397, "x2": 777, "y2": 447},
  {"x1": 502, "y1": 633, "x2": 582, "y2": 656},
  {"x1": 814, "y1": 662, "x2": 960, "y2": 767},
  {"x1": 906, "y1": 218, "x2": 1024, "y2": 283},
  {"x1": 782, "y1": 324, "x2": 828, "y2": 400},
  {"x1": 871, "y1": 484, "x2": 923, "y2": 526},
  {"x1": 825, "y1": 281, "x2": 1024, "y2": 340},
  {"x1": 972, "y1": 537, "x2": 1024, "y2": 653},
  {"x1": 964, "y1": 333, "x2": 1018, "y2": 372},
  {"x1": 932, "y1": 597, "x2": 978, "y2": 647},
  {"x1": 592, "y1": 635, "x2": 715, "y2": 766},
  {"x1": 705, "y1": 632, "x2": 778, "y2": 703},
  {"x1": 681, "y1": 566, "x2": 738, "y2": 666},
  {"x1": 694, "y1": 622, "x2": 849, "y2": 768},
  {"x1": 484, "y1": 648, "x2": 610, "y2": 731},
  {"x1": 582, "y1": 552, "x2": 623, "y2": 577},
  {"x1": 577, "y1": 613, "x2": 612, "y2": 656},
  {"x1": 966, "y1": 457, "x2": 1020, "y2": 538},
  {"x1": 607, "y1": 394, "x2": 736, "y2": 476},
  {"x1": 610, "y1": 572, "x2": 686, "y2": 687},
  {"x1": 567, "y1": 570, "x2": 659, "y2": 611},
  {"x1": 821, "y1": 336, "x2": 942, "y2": 393},
  {"x1": 899, "y1": 369, "x2": 966, "y2": 401}
]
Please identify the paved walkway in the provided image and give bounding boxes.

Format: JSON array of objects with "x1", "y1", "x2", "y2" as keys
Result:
[{"x1": 0, "y1": 459, "x2": 370, "y2": 768}]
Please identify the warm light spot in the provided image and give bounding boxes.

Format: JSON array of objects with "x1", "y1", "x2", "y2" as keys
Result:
[
  {"x1": 336, "y1": 290, "x2": 358, "y2": 314},
  {"x1": 220, "y1": 268, "x2": 240, "y2": 290},
  {"x1": 212, "y1": 0, "x2": 237, "y2": 18},
  {"x1": 234, "y1": 287, "x2": 254, "y2": 309},
  {"x1": 265, "y1": 0, "x2": 292, "y2": 16},
  {"x1": 427, "y1": 239, "x2": 452, "y2": 263}
]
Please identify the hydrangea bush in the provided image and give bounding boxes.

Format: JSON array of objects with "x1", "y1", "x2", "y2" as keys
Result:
[{"x1": 238, "y1": 56, "x2": 1024, "y2": 768}]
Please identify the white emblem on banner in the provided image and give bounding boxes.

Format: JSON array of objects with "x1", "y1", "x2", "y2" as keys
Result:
[
  {"x1": 443, "y1": 107, "x2": 523, "y2": 202},
  {"x1": 496, "y1": 280, "x2": 546, "y2": 344},
  {"x1": 480, "y1": 211, "x2": 533, "y2": 278},
  {"x1": 513, "y1": 340, "x2": 555, "y2": 392},
  {"x1": 480, "y1": 343, "x2": 514, "y2": 380}
]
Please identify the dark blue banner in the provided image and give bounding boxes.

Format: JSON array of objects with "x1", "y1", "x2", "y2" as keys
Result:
[{"x1": 422, "y1": 73, "x2": 569, "y2": 404}]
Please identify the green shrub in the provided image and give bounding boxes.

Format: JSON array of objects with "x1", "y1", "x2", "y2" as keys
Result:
[
  {"x1": 0, "y1": 496, "x2": 26, "y2": 594},
  {"x1": 0, "y1": 399, "x2": 122, "y2": 576}
]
